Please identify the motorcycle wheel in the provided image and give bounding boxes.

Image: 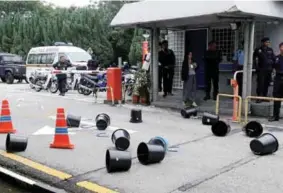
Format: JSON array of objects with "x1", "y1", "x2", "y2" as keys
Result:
[
  {"x1": 34, "y1": 79, "x2": 43, "y2": 92},
  {"x1": 49, "y1": 81, "x2": 59, "y2": 93},
  {"x1": 83, "y1": 83, "x2": 92, "y2": 96}
]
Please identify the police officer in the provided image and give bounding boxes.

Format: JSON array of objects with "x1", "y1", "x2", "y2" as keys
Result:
[
  {"x1": 233, "y1": 41, "x2": 245, "y2": 97},
  {"x1": 269, "y1": 42, "x2": 283, "y2": 122},
  {"x1": 53, "y1": 56, "x2": 72, "y2": 96},
  {"x1": 253, "y1": 37, "x2": 275, "y2": 103}
]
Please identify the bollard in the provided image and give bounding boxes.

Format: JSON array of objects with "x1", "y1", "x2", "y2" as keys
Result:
[
  {"x1": 66, "y1": 114, "x2": 81, "y2": 128},
  {"x1": 95, "y1": 113, "x2": 110, "y2": 130},
  {"x1": 243, "y1": 121, "x2": 263, "y2": 137},
  {"x1": 105, "y1": 149, "x2": 132, "y2": 173},
  {"x1": 250, "y1": 133, "x2": 279, "y2": 155},
  {"x1": 202, "y1": 112, "x2": 219, "y2": 125},
  {"x1": 111, "y1": 129, "x2": 130, "y2": 151},
  {"x1": 180, "y1": 107, "x2": 197, "y2": 118},
  {"x1": 211, "y1": 120, "x2": 231, "y2": 137},
  {"x1": 137, "y1": 142, "x2": 166, "y2": 165},
  {"x1": 130, "y1": 109, "x2": 142, "y2": 123},
  {"x1": 6, "y1": 133, "x2": 28, "y2": 153},
  {"x1": 148, "y1": 136, "x2": 168, "y2": 152}
]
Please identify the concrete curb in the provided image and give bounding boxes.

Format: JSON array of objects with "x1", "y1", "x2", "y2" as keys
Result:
[{"x1": 0, "y1": 166, "x2": 67, "y2": 193}]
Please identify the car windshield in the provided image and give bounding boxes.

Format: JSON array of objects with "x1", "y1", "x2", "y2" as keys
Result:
[
  {"x1": 3, "y1": 55, "x2": 23, "y2": 63},
  {"x1": 66, "y1": 52, "x2": 91, "y2": 63}
]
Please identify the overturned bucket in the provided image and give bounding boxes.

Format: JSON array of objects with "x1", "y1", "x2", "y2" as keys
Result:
[
  {"x1": 105, "y1": 149, "x2": 132, "y2": 173},
  {"x1": 111, "y1": 129, "x2": 130, "y2": 151},
  {"x1": 181, "y1": 108, "x2": 197, "y2": 118},
  {"x1": 96, "y1": 113, "x2": 110, "y2": 130},
  {"x1": 137, "y1": 142, "x2": 166, "y2": 165},
  {"x1": 148, "y1": 136, "x2": 169, "y2": 152},
  {"x1": 243, "y1": 121, "x2": 263, "y2": 137},
  {"x1": 6, "y1": 133, "x2": 28, "y2": 153},
  {"x1": 202, "y1": 112, "x2": 219, "y2": 125},
  {"x1": 66, "y1": 114, "x2": 81, "y2": 128},
  {"x1": 250, "y1": 133, "x2": 279, "y2": 155},
  {"x1": 211, "y1": 120, "x2": 231, "y2": 137},
  {"x1": 130, "y1": 109, "x2": 142, "y2": 123}
]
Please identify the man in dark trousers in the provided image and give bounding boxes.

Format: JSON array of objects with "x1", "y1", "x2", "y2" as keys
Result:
[
  {"x1": 253, "y1": 37, "x2": 275, "y2": 103},
  {"x1": 269, "y1": 42, "x2": 283, "y2": 122},
  {"x1": 203, "y1": 41, "x2": 222, "y2": 100},
  {"x1": 158, "y1": 40, "x2": 176, "y2": 97},
  {"x1": 158, "y1": 42, "x2": 163, "y2": 92},
  {"x1": 53, "y1": 56, "x2": 72, "y2": 96}
]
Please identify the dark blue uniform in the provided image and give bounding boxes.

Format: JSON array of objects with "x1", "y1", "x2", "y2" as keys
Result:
[
  {"x1": 53, "y1": 61, "x2": 72, "y2": 95},
  {"x1": 253, "y1": 46, "x2": 275, "y2": 98},
  {"x1": 271, "y1": 55, "x2": 283, "y2": 120}
]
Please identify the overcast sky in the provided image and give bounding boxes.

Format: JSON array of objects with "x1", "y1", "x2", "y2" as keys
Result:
[{"x1": 43, "y1": 0, "x2": 92, "y2": 7}]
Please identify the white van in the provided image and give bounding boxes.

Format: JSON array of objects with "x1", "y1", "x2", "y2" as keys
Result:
[{"x1": 25, "y1": 45, "x2": 92, "y2": 79}]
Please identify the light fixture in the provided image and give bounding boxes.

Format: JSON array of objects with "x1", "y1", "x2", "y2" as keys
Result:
[
  {"x1": 142, "y1": 34, "x2": 150, "y2": 41},
  {"x1": 230, "y1": 22, "x2": 241, "y2": 30}
]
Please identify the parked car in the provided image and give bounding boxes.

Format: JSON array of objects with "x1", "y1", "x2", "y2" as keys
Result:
[{"x1": 0, "y1": 53, "x2": 27, "y2": 84}]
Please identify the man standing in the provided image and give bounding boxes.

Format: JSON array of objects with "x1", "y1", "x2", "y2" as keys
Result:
[
  {"x1": 203, "y1": 41, "x2": 222, "y2": 100},
  {"x1": 158, "y1": 40, "x2": 176, "y2": 97},
  {"x1": 232, "y1": 41, "x2": 245, "y2": 96},
  {"x1": 158, "y1": 42, "x2": 163, "y2": 92},
  {"x1": 253, "y1": 37, "x2": 275, "y2": 103},
  {"x1": 53, "y1": 56, "x2": 72, "y2": 96},
  {"x1": 269, "y1": 42, "x2": 283, "y2": 122}
]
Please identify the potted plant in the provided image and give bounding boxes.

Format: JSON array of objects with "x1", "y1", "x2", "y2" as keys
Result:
[{"x1": 133, "y1": 69, "x2": 150, "y2": 105}]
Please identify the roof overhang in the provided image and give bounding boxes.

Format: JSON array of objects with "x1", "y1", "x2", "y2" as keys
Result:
[{"x1": 111, "y1": 1, "x2": 283, "y2": 29}]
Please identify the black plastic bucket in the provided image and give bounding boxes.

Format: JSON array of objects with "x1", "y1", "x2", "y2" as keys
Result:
[
  {"x1": 180, "y1": 108, "x2": 197, "y2": 118},
  {"x1": 250, "y1": 133, "x2": 279, "y2": 155},
  {"x1": 130, "y1": 109, "x2": 142, "y2": 123},
  {"x1": 202, "y1": 112, "x2": 219, "y2": 125},
  {"x1": 137, "y1": 142, "x2": 166, "y2": 165},
  {"x1": 111, "y1": 129, "x2": 130, "y2": 151},
  {"x1": 66, "y1": 114, "x2": 81, "y2": 128},
  {"x1": 95, "y1": 113, "x2": 110, "y2": 130},
  {"x1": 6, "y1": 133, "x2": 28, "y2": 153},
  {"x1": 105, "y1": 149, "x2": 132, "y2": 173},
  {"x1": 243, "y1": 121, "x2": 263, "y2": 137},
  {"x1": 148, "y1": 136, "x2": 169, "y2": 152},
  {"x1": 211, "y1": 120, "x2": 231, "y2": 137}
]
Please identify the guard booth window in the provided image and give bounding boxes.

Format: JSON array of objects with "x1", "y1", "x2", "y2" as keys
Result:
[{"x1": 211, "y1": 28, "x2": 234, "y2": 62}]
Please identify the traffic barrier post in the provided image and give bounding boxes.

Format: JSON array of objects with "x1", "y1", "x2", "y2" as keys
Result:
[
  {"x1": 244, "y1": 96, "x2": 283, "y2": 124},
  {"x1": 215, "y1": 94, "x2": 242, "y2": 122}
]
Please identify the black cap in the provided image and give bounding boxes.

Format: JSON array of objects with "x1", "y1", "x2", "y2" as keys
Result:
[
  {"x1": 261, "y1": 37, "x2": 270, "y2": 43},
  {"x1": 161, "y1": 40, "x2": 168, "y2": 45},
  {"x1": 279, "y1": 42, "x2": 283, "y2": 48}
]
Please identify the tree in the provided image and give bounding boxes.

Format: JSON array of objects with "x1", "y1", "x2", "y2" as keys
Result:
[{"x1": 128, "y1": 29, "x2": 144, "y2": 65}]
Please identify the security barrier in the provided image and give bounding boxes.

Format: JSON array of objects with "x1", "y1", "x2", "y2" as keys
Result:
[
  {"x1": 244, "y1": 96, "x2": 283, "y2": 124},
  {"x1": 215, "y1": 94, "x2": 242, "y2": 122}
]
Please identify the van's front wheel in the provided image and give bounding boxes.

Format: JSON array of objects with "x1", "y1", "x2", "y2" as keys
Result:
[{"x1": 1, "y1": 77, "x2": 6, "y2": 82}]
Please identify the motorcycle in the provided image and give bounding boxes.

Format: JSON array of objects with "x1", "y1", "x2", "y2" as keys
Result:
[
  {"x1": 77, "y1": 71, "x2": 106, "y2": 96},
  {"x1": 122, "y1": 67, "x2": 136, "y2": 96},
  {"x1": 28, "y1": 69, "x2": 58, "y2": 93}
]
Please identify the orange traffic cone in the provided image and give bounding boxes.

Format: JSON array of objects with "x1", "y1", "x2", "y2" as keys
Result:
[
  {"x1": 0, "y1": 100, "x2": 16, "y2": 133},
  {"x1": 50, "y1": 108, "x2": 74, "y2": 149}
]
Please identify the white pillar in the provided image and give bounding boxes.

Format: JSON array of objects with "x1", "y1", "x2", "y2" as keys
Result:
[
  {"x1": 242, "y1": 23, "x2": 250, "y2": 99},
  {"x1": 247, "y1": 21, "x2": 255, "y2": 97},
  {"x1": 151, "y1": 27, "x2": 159, "y2": 102}
]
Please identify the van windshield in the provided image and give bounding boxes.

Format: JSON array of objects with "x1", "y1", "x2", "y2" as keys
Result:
[{"x1": 66, "y1": 52, "x2": 91, "y2": 63}]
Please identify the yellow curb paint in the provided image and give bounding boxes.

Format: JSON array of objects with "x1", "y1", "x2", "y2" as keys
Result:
[
  {"x1": 0, "y1": 150, "x2": 72, "y2": 180},
  {"x1": 77, "y1": 181, "x2": 118, "y2": 193}
]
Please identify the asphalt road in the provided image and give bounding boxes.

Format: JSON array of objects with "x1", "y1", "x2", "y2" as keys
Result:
[
  {"x1": 0, "y1": 83, "x2": 283, "y2": 193},
  {"x1": 0, "y1": 178, "x2": 28, "y2": 193}
]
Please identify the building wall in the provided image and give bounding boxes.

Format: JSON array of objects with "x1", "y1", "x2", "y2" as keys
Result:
[{"x1": 265, "y1": 22, "x2": 283, "y2": 55}]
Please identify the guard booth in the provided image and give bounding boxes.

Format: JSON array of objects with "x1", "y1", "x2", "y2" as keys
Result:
[{"x1": 111, "y1": 1, "x2": 283, "y2": 116}]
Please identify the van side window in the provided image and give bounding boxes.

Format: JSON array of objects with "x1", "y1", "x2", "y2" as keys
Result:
[
  {"x1": 27, "y1": 53, "x2": 56, "y2": 64},
  {"x1": 46, "y1": 53, "x2": 55, "y2": 64}
]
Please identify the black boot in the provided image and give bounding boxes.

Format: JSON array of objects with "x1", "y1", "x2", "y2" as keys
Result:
[
  {"x1": 203, "y1": 95, "x2": 210, "y2": 101},
  {"x1": 268, "y1": 117, "x2": 279, "y2": 122}
]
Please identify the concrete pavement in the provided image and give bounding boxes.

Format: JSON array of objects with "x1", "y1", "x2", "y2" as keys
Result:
[{"x1": 0, "y1": 83, "x2": 282, "y2": 193}]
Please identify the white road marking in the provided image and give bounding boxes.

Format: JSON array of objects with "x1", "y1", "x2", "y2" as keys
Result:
[
  {"x1": 32, "y1": 125, "x2": 76, "y2": 135},
  {"x1": 0, "y1": 166, "x2": 35, "y2": 185}
]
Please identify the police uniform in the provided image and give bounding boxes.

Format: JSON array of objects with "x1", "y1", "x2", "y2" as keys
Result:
[
  {"x1": 269, "y1": 55, "x2": 283, "y2": 121},
  {"x1": 53, "y1": 61, "x2": 72, "y2": 96},
  {"x1": 253, "y1": 44, "x2": 275, "y2": 101}
]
